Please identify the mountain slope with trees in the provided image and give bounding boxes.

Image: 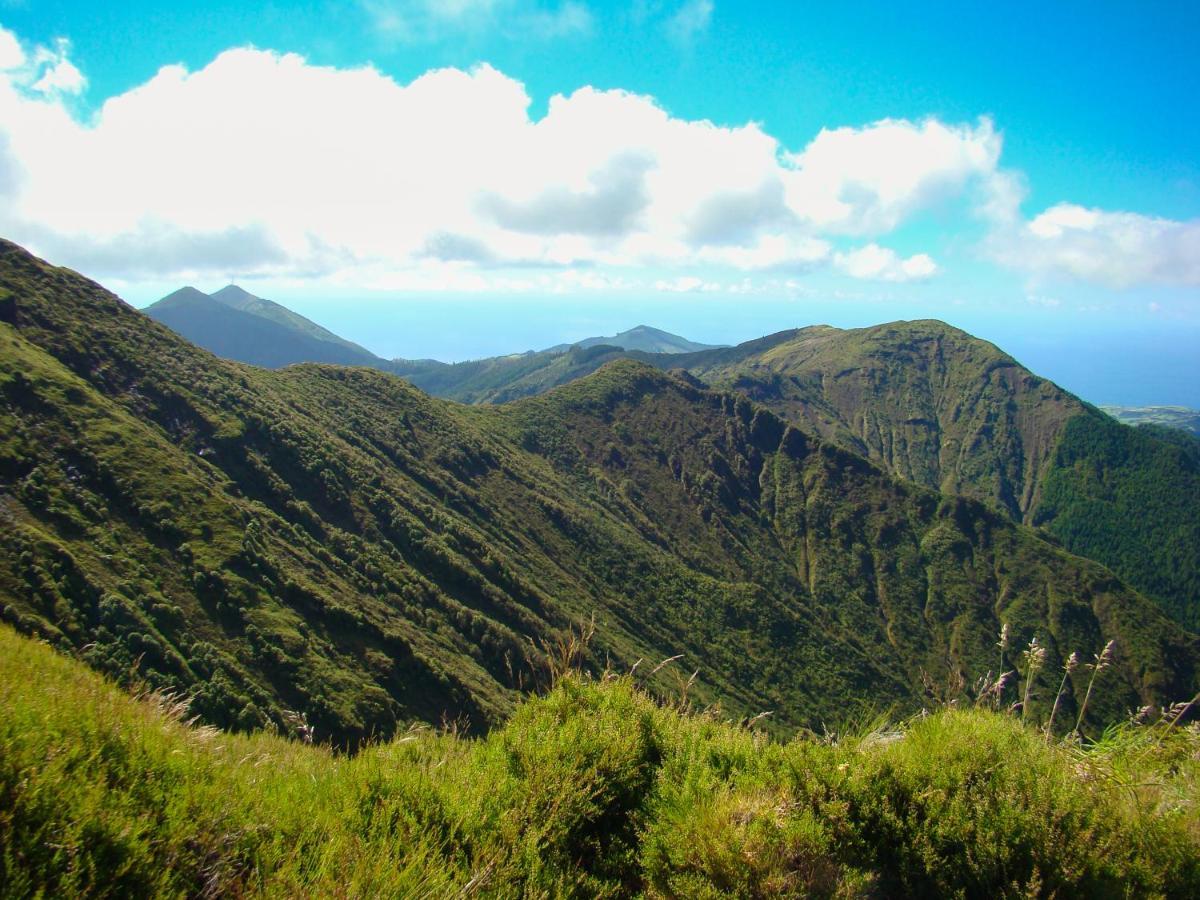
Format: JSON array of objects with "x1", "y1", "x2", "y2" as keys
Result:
[{"x1": 0, "y1": 239, "x2": 1195, "y2": 748}]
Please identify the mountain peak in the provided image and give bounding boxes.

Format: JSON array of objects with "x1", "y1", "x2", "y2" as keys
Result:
[
  {"x1": 547, "y1": 325, "x2": 725, "y2": 355},
  {"x1": 147, "y1": 286, "x2": 214, "y2": 310},
  {"x1": 209, "y1": 284, "x2": 261, "y2": 309}
]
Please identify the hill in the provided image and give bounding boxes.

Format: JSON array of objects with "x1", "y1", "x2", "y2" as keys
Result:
[
  {"x1": 0, "y1": 238, "x2": 1196, "y2": 749},
  {"x1": 389, "y1": 324, "x2": 720, "y2": 403},
  {"x1": 389, "y1": 343, "x2": 660, "y2": 404},
  {"x1": 145, "y1": 285, "x2": 383, "y2": 369},
  {"x1": 3, "y1": 622, "x2": 1198, "y2": 896},
  {"x1": 666, "y1": 321, "x2": 1200, "y2": 631},
  {"x1": 391, "y1": 321, "x2": 1200, "y2": 631},
  {"x1": 545, "y1": 324, "x2": 724, "y2": 354}
]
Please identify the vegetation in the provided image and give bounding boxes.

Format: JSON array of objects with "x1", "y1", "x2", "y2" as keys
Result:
[
  {"x1": 147, "y1": 282, "x2": 1200, "y2": 633},
  {"x1": 2, "y1": 623, "x2": 1197, "y2": 897},
  {"x1": 1036, "y1": 414, "x2": 1200, "y2": 630},
  {"x1": 0, "y1": 239, "x2": 1196, "y2": 750}
]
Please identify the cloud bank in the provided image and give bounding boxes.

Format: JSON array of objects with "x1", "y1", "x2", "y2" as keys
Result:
[{"x1": 0, "y1": 23, "x2": 1193, "y2": 294}]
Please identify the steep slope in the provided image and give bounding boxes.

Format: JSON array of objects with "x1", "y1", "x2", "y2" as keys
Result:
[
  {"x1": 1034, "y1": 415, "x2": 1200, "y2": 630},
  {"x1": 146, "y1": 286, "x2": 383, "y2": 368},
  {"x1": 675, "y1": 321, "x2": 1081, "y2": 522},
  {"x1": 0, "y1": 239, "x2": 1196, "y2": 748},
  {"x1": 545, "y1": 324, "x2": 724, "y2": 354},
  {"x1": 209, "y1": 284, "x2": 379, "y2": 359},
  {"x1": 670, "y1": 321, "x2": 1200, "y2": 631}
]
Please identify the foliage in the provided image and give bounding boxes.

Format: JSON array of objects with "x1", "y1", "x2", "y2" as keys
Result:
[
  {"x1": 1035, "y1": 413, "x2": 1200, "y2": 630},
  {"x1": 0, "y1": 239, "x2": 1197, "y2": 749},
  {"x1": 2, "y1": 624, "x2": 1197, "y2": 898},
  {"x1": 385, "y1": 320, "x2": 1200, "y2": 633}
]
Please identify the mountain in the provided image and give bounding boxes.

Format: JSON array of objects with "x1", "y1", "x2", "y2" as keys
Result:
[
  {"x1": 145, "y1": 285, "x2": 383, "y2": 369},
  {"x1": 388, "y1": 321, "x2": 1200, "y2": 631},
  {"x1": 545, "y1": 324, "x2": 724, "y2": 354},
  {"x1": 1, "y1": 238, "x2": 1196, "y2": 749},
  {"x1": 664, "y1": 321, "x2": 1200, "y2": 631},
  {"x1": 390, "y1": 343, "x2": 659, "y2": 404},
  {"x1": 390, "y1": 326, "x2": 721, "y2": 402},
  {"x1": 1102, "y1": 404, "x2": 1200, "y2": 436}
]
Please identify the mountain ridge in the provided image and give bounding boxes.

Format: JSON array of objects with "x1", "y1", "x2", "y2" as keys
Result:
[
  {"x1": 0, "y1": 238, "x2": 1195, "y2": 747},
  {"x1": 544, "y1": 324, "x2": 725, "y2": 354}
]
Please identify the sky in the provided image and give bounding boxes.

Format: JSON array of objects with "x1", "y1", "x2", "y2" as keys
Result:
[{"x1": 0, "y1": 1, "x2": 1197, "y2": 404}]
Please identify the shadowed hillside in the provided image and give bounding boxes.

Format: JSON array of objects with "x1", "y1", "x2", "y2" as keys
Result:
[{"x1": 146, "y1": 285, "x2": 383, "y2": 369}]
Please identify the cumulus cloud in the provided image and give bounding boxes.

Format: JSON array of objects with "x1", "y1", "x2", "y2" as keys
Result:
[
  {"x1": 0, "y1": 25, "x2": 1001, "y2": 288},
  {"x1": 479, "y1": 153, "x2": 654, "y2": 236},
  {"x1": 31, "y1": 45, "x2": 86, "y2": 95},
  {"x1": 989, "y1": 204, "x2": 1200, "y2": 288},
  {"x1": 0, "y1": 26, "x2": 23, "y2": 70},
  {"x1": 782, "y1": 117, "x2": 1003, "y2": 235},
  {"x1": 834, "y1": 244, "x2": 937, "y2": 282}
]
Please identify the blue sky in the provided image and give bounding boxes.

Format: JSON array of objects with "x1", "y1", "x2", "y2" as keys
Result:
[{"x1": 0, "y1": 1, "x2": 1197, "y2": 403}]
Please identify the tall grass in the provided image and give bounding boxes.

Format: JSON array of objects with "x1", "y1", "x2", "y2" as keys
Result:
[{"x1": 2, "y1": 623, "x2": 1198, "y2": 897}]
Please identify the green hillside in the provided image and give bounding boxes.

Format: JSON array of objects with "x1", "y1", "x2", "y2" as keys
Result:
[
  {"x1": 0, "y1": 239, "x2": 1196, "y2": 750},
  {"x1": 146, "y1": 285, "x2": 383, "y2": 369},
  {"x1": 3, "y1": 623, "x2": 1198, "y2": 897},
  {"x1": 391, "y1": 343, "x2": 659, "y2": 404},
  {"x1": 667, "y1": 322, "x2": 1200, "y2": 632},
  {"x1": 675, "y1": 322, "x2": 1082, "y2": 522},
  {"x1": 1035, "y1": 414, "x2": 1200, "y2": 630}
]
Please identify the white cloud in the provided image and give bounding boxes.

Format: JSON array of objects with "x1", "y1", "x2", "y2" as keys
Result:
[
  {"x1": 0, "y1": 26, "x2": 24, "y2": 71},
  {"x1": 834, "y1": 244, "x2": 937, "y2": 282},
  {"x1": 781, "y1": 117, "x2": 1003, "y2": 235},
  {"x1": 0, "y1": 33, "x2": 981, "y2": 288},
  {"x1": 31, "y1": 56, "x2": 85, "y2": 95},
  {"x1": 989, "y1": 203, "x2": 1200, "y2": 288},
  {"x1": 666, "y1": 0, "x2": 713, "y2": 44}
]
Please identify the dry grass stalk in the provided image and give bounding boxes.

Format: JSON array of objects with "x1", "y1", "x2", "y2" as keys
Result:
[
  {"x1": 1074, "y1": 640, "x2": 1115, "y2": 737},
  {"x1": 1021, "y1": 637, "x2": 1047, "y2": 722},
  {"x1": 1045, "y1": 651, "x2": 1080, "y2": 740}
]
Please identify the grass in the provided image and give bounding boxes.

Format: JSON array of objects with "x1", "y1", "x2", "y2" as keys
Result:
[{"x1": 3, "y1": 624, "x2": 1197, "y2": 898}]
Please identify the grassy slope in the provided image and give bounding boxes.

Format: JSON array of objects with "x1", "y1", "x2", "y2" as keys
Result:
[
  {"x1": 0, "y1": 239, "x2": 1196, "y2": 750},
  {"x1": 674, "y1": 323, "x2": 1200, "y2": 632},
  {"x1": 2, "y1": 623, "x2": 1197, "y2": 898},
  {"x1": 676, "y1": 321, "x2": 1083, "y2": 524},
  {"x1": 390, "y1": 344, "x2": 659, "y2": 404},
  {"x1": 209, "y1": 284, "x2": 379, "y2": 358}
]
